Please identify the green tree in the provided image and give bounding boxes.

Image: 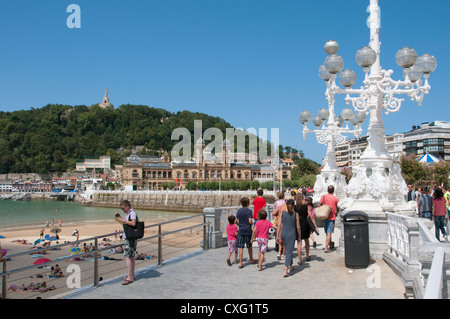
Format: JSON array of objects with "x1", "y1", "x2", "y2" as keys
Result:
[
  {"x1": 433, "y1": 162, "x2": 450, "y2": 187},
  {"x1": 186, "y1": 180, "x2": 198, "y2": 190},
  {"x1": 400, "y1": 155, "x2": 428, "y2": 185},
  {"x1": 291, "y1": 158, "x2": 320, "y2": 179}
]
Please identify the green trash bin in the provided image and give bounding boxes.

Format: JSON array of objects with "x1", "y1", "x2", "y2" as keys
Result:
[{"x1": 343, "y1": 211, "x2": 370, "y2": 268}]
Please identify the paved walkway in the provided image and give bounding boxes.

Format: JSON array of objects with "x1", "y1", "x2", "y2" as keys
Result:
[{"x1": 56, "y1": 226, "x2": 406, "y2": 300}]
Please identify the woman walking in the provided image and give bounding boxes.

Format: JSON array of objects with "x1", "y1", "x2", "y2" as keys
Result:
[
  {"x1": 305, "y1": 197, "x2": 318, "y2": 248},
  {"x1": 273, "y1": 191, "x2": 286, "y2": 260},
  {"x1": 277, "y1": 199, "x2": 301, "y2": 277},
  {"x1": 295, "y1": 195, "x2": 319, "y2": 264},
  {"x1": 432, "y1": 188, "x2": 449, "y2": 242}
]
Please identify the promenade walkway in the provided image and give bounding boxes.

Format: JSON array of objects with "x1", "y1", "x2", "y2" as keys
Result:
[{"x1": 56, "y1": 226, "x2": 406, "y2": 300}]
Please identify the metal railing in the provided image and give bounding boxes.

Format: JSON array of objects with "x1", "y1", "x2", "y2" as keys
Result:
[{"x1": 1, "y1": 214, "x2": 209, "y2": 299}]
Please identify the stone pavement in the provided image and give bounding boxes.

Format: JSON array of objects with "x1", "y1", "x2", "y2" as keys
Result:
[{"x1": 56, "y1": 226, "x2": 406, "y2": 300}]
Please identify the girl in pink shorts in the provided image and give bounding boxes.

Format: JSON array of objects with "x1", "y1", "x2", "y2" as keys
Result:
[
  {"x1": 251, "y1": 210, "x2": 273, "y2": 271},
  {"x1": 226, "y1": 215, "x2": 238, "y2": 266}
]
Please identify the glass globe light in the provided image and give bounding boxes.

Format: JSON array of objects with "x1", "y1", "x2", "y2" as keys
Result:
[
  {"x1": 355, "y1": 46, "x2": 377, "y2": 68},
  {"x1": 350, "y1": 116, "x2": 359, "y2": 126},
  {"x1": 299, "y1": 110, "x2": 312, "y2": 124},
  {"x1": 324, "y1": 54, "x2": 344, "y2": 74},
  {"x1": 395, "y1": 47, "x2": 417, "y2": 69},
  {"x1": 317, "y1": 108, "x2": 330, "y2": 121},
  {"x1": 354, "y1": 111, "x2": 366, "y2": 124},
  {"x1": 324, "y1": 40, "x2": 339, "y2": 55},
  {"x1": 318, "y1": 64, "x2": 332, "y2": 81},
  {"x1": 312, "y1": 116, "x2": 323, "y2": 127},
  {"x1": 415, "y1": 54, "x2": 437, "y2": 74},
  {"x1": 335, "y1": 116, "x2": 344, "y2": 127},
  {"x1": 341, "y1": 108, "x2": 354, "y2": 121},
  {"x1": 404, "y1": 65, "x2": 422, "y2": 82},
  {"x1": 339, "y1": 69, "x2": 357, "y2": 87}
]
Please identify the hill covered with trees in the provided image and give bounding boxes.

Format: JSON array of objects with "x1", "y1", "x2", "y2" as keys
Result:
[
  {"x1": 0, "y1": 104, "x2": 318, "y2": 175},
  {"x1": 0, "y1": 104, "x2": 234, "y2": 173}
]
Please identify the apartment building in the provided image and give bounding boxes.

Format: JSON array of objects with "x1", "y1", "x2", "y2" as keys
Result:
[
  {"x1": 76, "y1": 156, "x2": 111, "y2": 171},
  {"x1": 336, "y1": 136, "x2": 368, "y2": 167},
  {"x1": 402, "y1": 121, "x2": 450, "y2": 161},
  {"x1": 335, "y1": 121, "x2": 450, "y2": 167}
]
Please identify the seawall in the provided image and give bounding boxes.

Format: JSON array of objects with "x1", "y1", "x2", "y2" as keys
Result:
[{"x1": 83, "y1": 191, "x2": 276, "y2": 213}]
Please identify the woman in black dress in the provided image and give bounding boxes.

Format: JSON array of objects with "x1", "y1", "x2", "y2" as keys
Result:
[
  {"x1": 277, "y1": 199, "x2": 301, "y2": 277},
  {"x1": 294, "y1": 194, "x2": 318, "y2": 264}
]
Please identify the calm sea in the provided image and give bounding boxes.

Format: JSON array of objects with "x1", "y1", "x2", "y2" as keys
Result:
[{"x1": 0, "y1": 200, "x2": 197, "y2": 231}]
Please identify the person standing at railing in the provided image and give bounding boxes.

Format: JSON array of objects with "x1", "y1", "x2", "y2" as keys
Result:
[
  {"x1": 115, "y1": 200, "x2": 137, "y2": 285},
  {"x1": 432, "y1": 188, "x2": 449, "y2": 243}
]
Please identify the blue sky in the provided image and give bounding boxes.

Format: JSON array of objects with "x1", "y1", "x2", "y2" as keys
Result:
[{"x1": 0, "y1": 0, "x2": 448, "y2": 163}]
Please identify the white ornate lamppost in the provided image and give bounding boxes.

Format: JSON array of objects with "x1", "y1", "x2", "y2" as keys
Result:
[
  {"x1": 299, "y1": 99, "x2": 366, "y2": 202},
  {"x1": 315, "y1": 0, "x2": 437, "y2": 258}
]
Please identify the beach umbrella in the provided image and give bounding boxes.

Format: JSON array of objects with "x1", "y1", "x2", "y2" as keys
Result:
[
  {"x1": 33, "y1": 258, "x2": 51, "y2": 265},
  {"x1": 418, "y1": 153, "x2": 441, "y2": 164},
  {"x1": 50, "y1": 228, "x2": 61, "y2": 234},
  {"x1": 0, "y1": 235, "x2": 5, "y2": 238}
]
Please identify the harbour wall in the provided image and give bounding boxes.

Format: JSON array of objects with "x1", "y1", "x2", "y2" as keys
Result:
[{"x1": 82, "y1": 191, "x2": 276, "y2": 213}]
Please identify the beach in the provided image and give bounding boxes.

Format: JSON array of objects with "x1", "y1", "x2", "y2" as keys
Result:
[{"x1": 0, "y1": 216, "x2": 205, "y2": 299}]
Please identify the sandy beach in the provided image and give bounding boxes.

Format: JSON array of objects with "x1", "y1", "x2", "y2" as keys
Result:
[{"x1": 0, "y1": 216, "x2": 205, "y2": 299}]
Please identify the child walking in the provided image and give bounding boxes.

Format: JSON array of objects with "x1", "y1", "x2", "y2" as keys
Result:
[
  {"x1": 226, "y1": 215, "x2": 238, "y2": 266},
  {"x1": 236, "y1": 197, "x2": 256, "y2": 268},
  {"x1": 251, "y1": 210, "x2": 273, "y2": 271}
]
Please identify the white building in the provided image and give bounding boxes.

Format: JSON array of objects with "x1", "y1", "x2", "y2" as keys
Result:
[
  {"x1": 76, "y1": 156, "x2": 111, "y2": 171},
  {"x1": 384, "y1": 133, "x2": 404, "y2": 161},
  {"x1": 335, "y1": 120, "x2": 450, "y2": 167},
  {"x1": 401, "y1": 121, "x2": 450, "y2": 161},
  {"x1": 335, "y1": 136, "x2": 368, "y2": 167}
]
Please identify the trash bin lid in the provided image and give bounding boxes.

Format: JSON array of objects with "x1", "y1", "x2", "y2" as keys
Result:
[{"x1": 343, "y1": 210, "x2": 369, "y2": 222}]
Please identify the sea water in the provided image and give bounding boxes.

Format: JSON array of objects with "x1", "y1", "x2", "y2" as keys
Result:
[{"x1": 0, "y1": 200, "x2": 197, "y2": 231}]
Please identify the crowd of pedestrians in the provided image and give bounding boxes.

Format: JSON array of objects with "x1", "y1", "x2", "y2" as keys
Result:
[
  {"x1": 226, "y1": 187, "x2": 339, "y2": 277},
  {"x1": 406, "y1": 185, "x2": 450, "y2": 242}
]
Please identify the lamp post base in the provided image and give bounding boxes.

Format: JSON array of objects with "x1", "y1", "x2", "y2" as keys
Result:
[{"x1": 312, "y1": 170, "x2": 347, "y2": 203}]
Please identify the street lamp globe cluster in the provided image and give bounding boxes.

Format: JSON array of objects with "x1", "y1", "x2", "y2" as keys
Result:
[
  {"x1": 298, "y1": 0, "x2": 437, "y2": 258},
  {"x1": 299, "y1": 77, "x2": 367, "y2": 202}
]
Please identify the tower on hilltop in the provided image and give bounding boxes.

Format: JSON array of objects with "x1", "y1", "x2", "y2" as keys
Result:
[{"x1": 99, "y1": 88, "x2": 114, "y2": 109}]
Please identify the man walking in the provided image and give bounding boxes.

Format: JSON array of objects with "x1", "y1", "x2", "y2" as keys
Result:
[
  {"x1": 319, "y1": 185, "x2": 339, "y2": 253},
  {"x1": 417, "y1": 187, "x2": 433, "y2": 220}
]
